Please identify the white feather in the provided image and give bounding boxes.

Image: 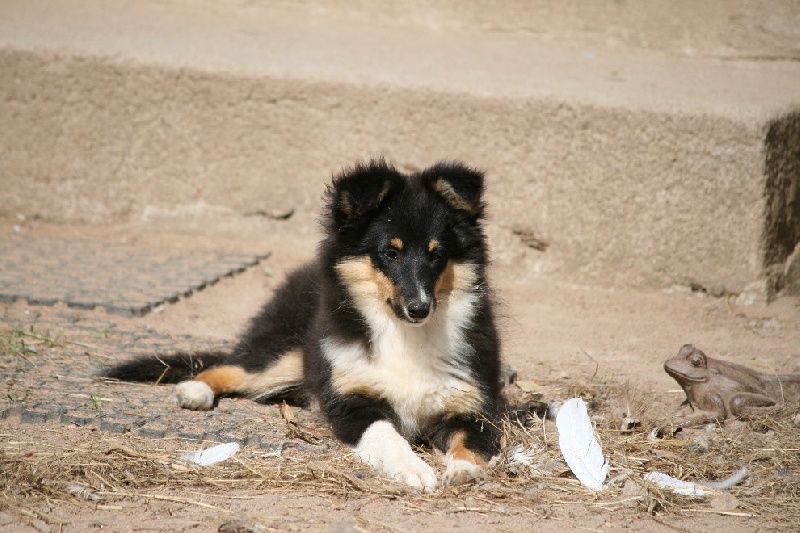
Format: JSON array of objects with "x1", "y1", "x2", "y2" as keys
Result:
[
  {"x1": 555, "y1": 397, "x2": 609, "y2": 491},
  {"x1": 506, "y1": 444, "x2": 536, "y2": 467},
  {"x1": 644, "y1": 471, "x2": 713, "y2": 497},
  {"x1": 180, "y1": 442, "x2": 240, "y2": 466}
]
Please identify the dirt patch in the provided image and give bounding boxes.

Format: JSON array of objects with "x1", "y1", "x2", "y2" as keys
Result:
[
  {"x1": 1, "y1": 219, "x2": 799, "y2": 531},
  {"x1": 3, "y1": 388, "x2": 798, "y2": 531}
]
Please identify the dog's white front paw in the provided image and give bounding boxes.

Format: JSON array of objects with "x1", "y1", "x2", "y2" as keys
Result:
[
  {"x1": 355, "y1": 421, "x2": 438, "y2": 492},
  {"x1": 383, "y1": 452, "x2": 438, "y2": 491},
  {"x1": 175, "y1": 380, "x2": 214, "y2": 410},
  {"x1": 442, "y1": 457, "x2": 486, "y2": 487}
]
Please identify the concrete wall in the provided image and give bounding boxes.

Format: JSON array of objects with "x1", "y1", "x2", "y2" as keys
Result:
[{"x1": 1, "y1": 0, "x2": 799, "y2": 299}]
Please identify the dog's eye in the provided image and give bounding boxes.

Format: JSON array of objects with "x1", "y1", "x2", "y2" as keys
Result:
[
  {"x1": 382, "y1": 249, "x2": 398, "y2": 261},
  {"x1": 429, "y1": 249, "x2": 443, "y2": 263}
]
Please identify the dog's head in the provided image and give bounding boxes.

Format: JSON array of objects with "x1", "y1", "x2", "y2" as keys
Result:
[{"x1": 325, "y1": 159, "x2": 487, "y2": 326}]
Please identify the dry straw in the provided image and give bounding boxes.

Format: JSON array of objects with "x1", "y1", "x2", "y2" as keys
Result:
[{"x1": 1, "y1": 380, "x2": 798, "y2": 528}]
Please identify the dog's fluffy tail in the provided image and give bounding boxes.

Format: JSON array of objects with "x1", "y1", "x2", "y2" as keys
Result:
[{"x1": 99, "y1": 351, "x2": 230, "y2": 384}]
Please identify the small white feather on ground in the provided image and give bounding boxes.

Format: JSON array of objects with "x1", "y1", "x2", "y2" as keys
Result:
[
  {"x1": 180, "y1": 442, "x2": 240, "y2": 466},
  {"x1": 645, "y1": 466, "x2": 748, "y2": 496},
  {"x1": 644, "y1": 471, "x2": 714, "y2": 497},
  {"x1": 506, "y1": 444, "x2": 536, "y2": 467}
]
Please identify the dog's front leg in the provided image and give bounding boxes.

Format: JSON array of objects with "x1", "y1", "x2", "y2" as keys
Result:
[
  {"x1": 355, "y1": 420, "x2": 438, "y2": 492},
  {"x1": 325, "y1": 395, "x2": 437, "y2": 491},
  {"x1": 429, "y1": 417, "x2": 499, "y2": 487}
]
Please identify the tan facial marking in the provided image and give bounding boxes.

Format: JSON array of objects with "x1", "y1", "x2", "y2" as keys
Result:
[
  {"x1": 435, "y1": 261, "x2": 478, "y2": 297},
  {"x1": 447, "y1": 431, "x2": 488, "y2": 468},
  {"x1": 390, "y1": 237, "x2": 404, "y2": 251},
  {"x1": 428, "y1": 239, "x2": 439, "y2": 253},
  {"x1": 336, "y1": 256, "x2": 399, "y2": 306},
  {"x1": 435, "y1": 261, "x2": 455, "y2": 296}
]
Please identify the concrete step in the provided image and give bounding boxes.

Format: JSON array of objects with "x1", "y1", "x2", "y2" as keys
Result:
[{"x1": 1, "y1": 0, "x2": 799, "y2": 301}]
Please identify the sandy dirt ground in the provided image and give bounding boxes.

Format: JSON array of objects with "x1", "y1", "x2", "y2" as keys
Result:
[{"x1": 2, "y1": 218, "x2": 799, "y2": 532}]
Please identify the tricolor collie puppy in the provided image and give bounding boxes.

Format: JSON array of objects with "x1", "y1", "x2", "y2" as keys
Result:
[{"x1": 104, "y1": 160, "x2": 502, "y2": 491}]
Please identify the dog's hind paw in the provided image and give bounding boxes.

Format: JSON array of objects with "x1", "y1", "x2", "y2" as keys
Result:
[
  {"x1": 175, "y1": 380, "x2": 214, "y2": 410},
  {"x1": 442, "y1": 457, "x2": 486, "y2": 487}
]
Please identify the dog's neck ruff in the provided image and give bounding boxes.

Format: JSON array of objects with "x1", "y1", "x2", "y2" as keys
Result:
[{"x1": 323, "y1": 273, "x2": 483, "y2": 437}]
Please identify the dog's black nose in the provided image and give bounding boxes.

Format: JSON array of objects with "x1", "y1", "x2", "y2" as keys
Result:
[{"x1": 406, "y1": 300, "x2": 431, "y2": 320}]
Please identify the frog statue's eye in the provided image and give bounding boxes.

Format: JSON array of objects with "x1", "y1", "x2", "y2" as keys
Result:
[{"x1": 689, "y1": 354, "x2": 705, "y2": 368}]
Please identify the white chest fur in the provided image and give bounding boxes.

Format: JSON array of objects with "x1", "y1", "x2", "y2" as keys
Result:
[{"x1": 323, "y1": 294, "x2": 482, "y2": 438}]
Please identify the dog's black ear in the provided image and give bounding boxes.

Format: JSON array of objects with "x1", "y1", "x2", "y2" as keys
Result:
[
  {"x1": 327, "y1": 159, "x2": 401, "y2": 227},
  {"x1": 421, "y1": 162, "x2": 485, "y2": 218}
]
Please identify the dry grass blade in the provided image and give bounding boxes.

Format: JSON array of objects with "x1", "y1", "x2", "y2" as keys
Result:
[
  {"x1": 496, "y1": 379, "x2": 800, "y2": 528},
  {"x1": 98, "y1": 491, "x2": 229, "y2": 511}
]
